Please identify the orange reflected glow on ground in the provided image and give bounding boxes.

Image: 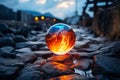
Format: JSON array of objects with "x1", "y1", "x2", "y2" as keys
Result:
[
  {"x1": 46, "y1": 29, "x2": 75, "y2": 55},
  {"x1": 58, "y1": 75, "x2": 74, "y2": 80},
  {"x1": 49, "y1": 74, "x2": 80, "y2": 80},
  {"x1": 47, "y1": 54, "x2": 74, "y2": 66}
]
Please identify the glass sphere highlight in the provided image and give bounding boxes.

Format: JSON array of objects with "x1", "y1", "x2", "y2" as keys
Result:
[{"x1": 45, "y1": 23, "x2": 76, "y2": 55}]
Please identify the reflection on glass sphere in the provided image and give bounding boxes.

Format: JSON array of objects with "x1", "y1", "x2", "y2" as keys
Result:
[{"x1": 46, "y1": 23, "x2": 76, "y2": 55}]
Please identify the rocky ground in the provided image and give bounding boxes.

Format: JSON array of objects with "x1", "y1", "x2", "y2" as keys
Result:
[{"x1": 0, "y1": 24, "x2": 120, "y2": 80}]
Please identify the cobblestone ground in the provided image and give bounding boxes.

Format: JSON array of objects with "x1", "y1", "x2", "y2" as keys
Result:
[{"x1": 0, "y1": 25, "x2": 120, "y2": 80}]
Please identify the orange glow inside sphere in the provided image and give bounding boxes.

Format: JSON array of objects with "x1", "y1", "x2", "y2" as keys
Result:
[{"x1": 45, "y1": 23, "x2": 76, "y2": 55}]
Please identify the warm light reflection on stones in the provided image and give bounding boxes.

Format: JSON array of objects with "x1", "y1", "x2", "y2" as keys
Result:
[
  {"x1": 49, "y1": 74, "x2": 81, "y2": 80},
  {"x1": 46, "y1": 23, "x2": 76, "y2": 55},
  {"x1": 47, "y1": 54, "x2": 74, "y2": 66}
]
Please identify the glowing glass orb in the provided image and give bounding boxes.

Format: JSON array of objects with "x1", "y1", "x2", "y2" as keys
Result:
[{"x1": 46, "y1": 23, "x2": 76, "y2": 55}]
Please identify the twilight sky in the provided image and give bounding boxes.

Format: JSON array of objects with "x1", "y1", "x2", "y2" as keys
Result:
[{"x1": 0, "y1": 0, "x2": 93, "y2": 19}]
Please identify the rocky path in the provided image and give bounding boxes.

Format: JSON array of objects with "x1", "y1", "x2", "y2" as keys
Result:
[{"x1": 0, "y1": 25, "x2": 120, "y2": 80}]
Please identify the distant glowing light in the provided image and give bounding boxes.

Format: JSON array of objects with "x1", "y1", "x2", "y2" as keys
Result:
[
  {"x1": 35, "y1": 16, "x2": 39, "y2": 22},
  {"x1": 53, "y1": 18, "x2": 56, "y2": 22},
  {"x1": 46, "y1": 23, "x2": 76, "y2": 55},
  {"x1": 41, "y1": 16, "x2": 45, "y2": 20}
]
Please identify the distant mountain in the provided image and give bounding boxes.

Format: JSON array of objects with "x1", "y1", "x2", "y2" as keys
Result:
[
  {"x1": 43, "y1": 12, "x2": 55, "y2": 18},
  {"x1": 22, "y1": 10, "x2": 42, "y2": 16},
  {"x1": 22, "y1": 10, "x2": 57, "y2": 19}
]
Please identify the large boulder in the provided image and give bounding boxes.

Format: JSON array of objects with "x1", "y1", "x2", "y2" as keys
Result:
[
  {"x1": 94, "y1": 55, "x2": 120, "y2": 75},
  {"x1": 92, "y1": 41, "x2": 120, "y2": 79}
]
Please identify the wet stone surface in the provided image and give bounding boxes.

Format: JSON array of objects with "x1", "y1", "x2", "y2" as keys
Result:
[
  {"x1": 41, "y1": 62, "x2": 74, "y2": 77},
  {"x1": 48, "y1": 74, "x2": 96, "y2": 80},
  {"x1": 0, "y1": 25, "x2": 120, "y2": 80}
]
